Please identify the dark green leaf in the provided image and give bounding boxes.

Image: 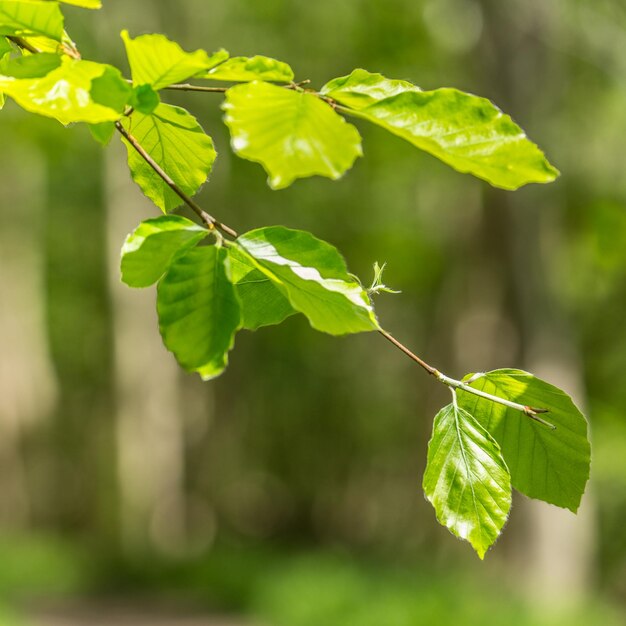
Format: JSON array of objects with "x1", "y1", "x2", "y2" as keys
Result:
[
  {"x1": 223, "y1": 81, "x2": 362, "y2": 189},
  {"x1": 0, "y1": 51, "x2": 61, "y2": 77},
  {"x1": 89, "y1": 121, "x2": 114, "y2": 145},
  {"x1": 423, "y1": 402, "x2": 512, "y2": 559},
  {"x1": 130, "y1": 83, "x2": 160, "y2": 115},
  {"x1": 0, "y1": 0, "x2": 64, "y2": 41},
  {"x1": 157, "y1": 245, "x2": 241, "y2": 381},
  {"x1": 235, "y1": 226, "x2": 378, "y2": 335},
  {"x1": 122, "y1": 30, "x2": 227, "y2": 90},
  {"x1": 324, "y1": 70, "x2": 558, "y2": 190},
  {"x1": 121, "y1": 215, "x2": 208, "y2": 288},
  {"x1": 120, "y1": 103, "x2": 217, "y2": 212},
  {"x1": 227, "y1": 243, "x2": 296, "y2": 330},
  {"x1": 458, "y1": 369, "x2": 591, "y2": 512},
  {"x1": 200, "y1": 55, "x2": 293, "y2": 83}
]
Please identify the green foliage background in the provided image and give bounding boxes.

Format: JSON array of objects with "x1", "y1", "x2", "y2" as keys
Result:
[{"x1": 0, "y1": 0, "x2": 625, "y2": 623}]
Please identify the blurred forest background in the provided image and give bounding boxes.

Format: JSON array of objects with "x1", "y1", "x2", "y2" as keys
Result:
[{"x1": 1, "y1": 0, "x2": 626, "y2": 624}]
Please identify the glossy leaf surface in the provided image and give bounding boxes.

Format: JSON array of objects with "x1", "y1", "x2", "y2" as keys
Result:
[
  {"x1": 423, "y1": 403, "x2": 512, "y2": 559},
  {"x1": 227, "y1": 243, "x2": 296, "y2": 330},
  {"x1": 236, "y1": 226, "x2": 378, "y2": 335},
  {"x1": 322, "y1": 68, "x2": 420, "y2": 110},
  {"x1": 0, "y1": 0, "x2": 64, "y2": 41},
  {"x1": 0, "y1": 57, "x2": 130, "y2": 124},
  {"x1": 324, "y1": 70, "x2": 558, "y2": 190},
  {"x1": 201, "y1": 55, "x2": 293, "y2": 82},
  {"x1": 120, "y1": 103, "x2": 216, "y2": 212},
  {"x1": 122, "y1": 30, "x2": 227, "y2": 90},
  {"x1": 157, "y1": 245, "x2": 241, "y2": 381},
  {"x1": 458, "y1": 369, "x2": 591, "y2": 511},
  {"x1": 223, "y1": 81, "x2": 362, "y2": 189},
  {"x1": 121, "y1": 215, "x2": 208, "y2": 288}
]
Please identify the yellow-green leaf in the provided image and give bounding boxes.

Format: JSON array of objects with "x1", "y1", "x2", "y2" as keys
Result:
[
  {"x1": 120, "y1": 103, "x2": 217, "y2": 212},
  {"x1": 122, "y1": 30, "x2": 227, "y2": 90},
  {"x1": 223, "y1": 81, "x2": 362, "y2": 189},
  {"x1": 200, "y1": 55, "x2": 293, "y2": 83},
  {"x1": 0, "y1": 0, "x2": 64, "y2": 41}
]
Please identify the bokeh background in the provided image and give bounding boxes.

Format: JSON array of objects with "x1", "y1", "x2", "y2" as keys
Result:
[{"x1": 1, "y1": 0, "x2": 625, "y2": 624}]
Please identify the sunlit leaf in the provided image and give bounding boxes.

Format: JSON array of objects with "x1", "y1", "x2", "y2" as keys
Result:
[
  {"x1": 59, "y1": 0, "x2": 101, "y2": 8},
  {"x1": 423, "y1": 402, "x2": 512, "y2": 559},
  {"x1": 235, "y1": 226, "x2": 378, "y2": 335},
  {"x1": 227, "y1": 243, "x2": 296, "y2": 330},
  {"x1": 458, "y1": 369, "x2": 591, "y2": 512},
  {"x1": 322, "y1": 68, "x2": 420, "y2": 110},
  {"x1": 0, "y1": 0, "x2": 64, "y2": 41},
  {"x1": 157, "y1": 245, "x2": 241, "y2": 381},
  {"x1": 121, "y1": 215, "x2": 208, "y2": 288},
  {"x1": 0, "y1": 56, "x2": 130, "y2": 124},
  {"x1": 200, "y1": 55, "x2": 293, "y2": 83},
  {"x1": 223, "y1": 81, "x2": 362, "y2": 189},
  {"x1": 324, "y1": 70, "x2": 558, "y2": 190},
  {"x1": 122, "y1": 30, "x2": 227, "y2": 90},
  {"x1": 120, "y1": 103, "x2": 217, "y2": 212}
]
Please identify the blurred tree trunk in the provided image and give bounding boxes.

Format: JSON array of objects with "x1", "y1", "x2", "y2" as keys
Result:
[
  {"x1": 0, "y1": 140, "x2": 58, "y2": 528},
  {"x1": 473, "y1": 0, "x2": 595, "y2": 603},
  {"x1": 105, "y1": 143, "x2": 188, "y2": 555}
]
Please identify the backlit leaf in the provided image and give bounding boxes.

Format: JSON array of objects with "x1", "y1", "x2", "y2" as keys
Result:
[
  {"x1": 223, "y1": 81, "x2": 362, "y2": 189},
  {"x1": 120, "y1": 103, "x2": 217, "y2": 212},
  {"x1": 322, "y1": 68, "x2": 420, "y2": 110},
  {"x1": 458, "y1": 369, "x2": 591, "y2": 512},
  {"x1": 423, "y1": 402, "x2": 512, "y2": 559},
  {"x1": 157, "y1": 245, "x2": 241, "y2": 381},
  {"x1": 200, "y1": 55, "x2": 293, "y2": 83},
  {"x1": 0, "y1": 57, "x2": 130, "y2": 124},
  {"x1": 122, "y1": 30, "x2": 227, "y2": 90},
  {"x1": 324, "y1": 70, "x2": 558, "y2": 190},
  {"x1": 0, "y1": 0, "x2": 64, "y2": 41},
  {"x1": 235, "y1": 226, "x2": 378, "y2": 335},
  {"x1": 121, "y1": 215, "x2": 208, "y2": 288},
  {"x1": 59, "y1": 0, "x2": 101, "y2": 8}
]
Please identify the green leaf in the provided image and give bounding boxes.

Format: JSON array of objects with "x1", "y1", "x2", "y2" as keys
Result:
[
  {"x1": 0, "y1": 57, "x2": 130, "y2": 124},
  {"x1": 200, "y1": 55, "x2": 293, "y2": 83},
  {"x1": 227, "y1": 243, "x2": 296, "y2": 330},
  {"x1": 321, "y1": 68, "x2": 421, "y2": 110},
  {"x1": 323, "y1": 70, "x2": 558, "y2": 190},
  {"x1": 0, "y1": 35, "x2": 11, "y2": 55},
  {"x1": 120, "y1": 103, "x2": 216, "y2": 212},
  {"x1": 0, "y1": 0, "x2": 64, "y2": 41},
  {"x1": 157, "y1": 245, "x2": 241, "y2": 381},
  {"x1": 121, "y1": 30, "x2": 227, "y2": 90},
  {"x1": 457, "y1": 369, "x2": 591, "y2": 512},
  {"x1": 423, "y1": 402, "x2": 512, "y2": 559},
  {"x1": 121, "y1": 215, "x2": 208, "y2": 288},
  {"x1": 59, "y1": 0, "x2": 101, "y2": 8},
  {"x1": 235, "y1": 226, "x2": 379, "y2": 335},
  {"x1": 129, "y1": 83, "x2": 160, "y2": 115},
  {"x1": 0, "y1": 51, "x2": 61, "y2": 77},
  {"x1": 223, "y1": 81, "x2": 362, "y2": 189},
  {"x1": 89, "y1": 121, "x2": 114, "y2": 146}
]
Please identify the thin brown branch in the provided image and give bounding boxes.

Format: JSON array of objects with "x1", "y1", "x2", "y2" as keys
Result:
[
  {"x1": 7, "y1": 36, "x2": 39, "y2": 54},
  {"x1": 114, "y1": 121, "x2": 238, "y2": 239}
]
